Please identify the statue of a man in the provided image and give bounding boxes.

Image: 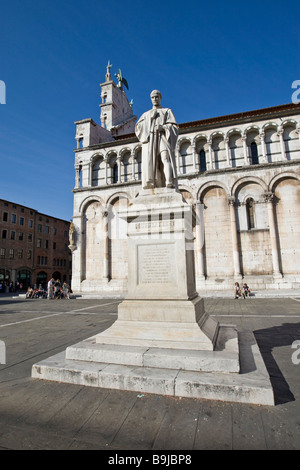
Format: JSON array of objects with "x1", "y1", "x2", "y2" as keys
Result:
[
  {"x1": 69, "y1": 220, "x2": 75, "y2": 246},
  {"x1": 135, "y1": 90, "x2": 178, "y2": 189}
]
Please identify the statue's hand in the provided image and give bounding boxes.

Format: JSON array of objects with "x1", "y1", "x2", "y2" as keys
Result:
[{"x1": 157, "y1": 125, "x2": 165, "y2": 133}]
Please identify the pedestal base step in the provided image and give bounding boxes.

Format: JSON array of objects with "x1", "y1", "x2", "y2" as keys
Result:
[{"x1": 31, "y1": 330, "x2": 274, "y2": 406}]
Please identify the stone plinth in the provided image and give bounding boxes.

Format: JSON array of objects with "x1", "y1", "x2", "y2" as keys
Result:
[
  {"x1": 31, "y1": 187, "x2": 274, "y2": 405},
  {"x1": 95, "y1": 187, "x2": 219, "y2": 351}
]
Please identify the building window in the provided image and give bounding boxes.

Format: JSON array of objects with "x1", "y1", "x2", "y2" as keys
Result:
[
  {"x1": 8, "y1": 249, "x2": 14, "y2": 259},
  {"x1": 2, "y1": 229, "x2": 7, "y2": 239},
  {"x1": 53, "y1": 242, "x2": 56, "y2": 249},
  {"x1": 11, "y1": 214, "x2": 16, "y2": 224},
  {"x1": 19, "y1": 232, "x2": 24, "y2": 241},
  {"x1": 10, "y1": 231, "x2": 15, "y2": 240},
  {"x1": 2, "y1": 212, "x2": 8, "y2": 222},
  {"x1": 250, "y1": 142, "x2": 259, "y2": 165},
  {"x1": 45, "y1": 240, "x2": 49, "y2": 249},
  {"x1": 246, "y1": 198, "x2": 255, "y2": 229},
  {"x1": 28, "y1": 233, "x2": 33, "y2": 242},
  {"x1": 18, "y1": 250, "x2": 23, "y2": 259},
  {"x1": 37, "y1": 238, "x2": 42, "y2": 248},
  {"x1": 199, "y1": 149, "x2": 207, "y2": 172},
  {"x1": 38, "y1": 224, "x2": 42, "y2": 233},
  {"x1": 53, "y1": 228, "x2": 57, "y2": 235},
  {"x1": 27, "y1": 250, "x2": 32, "y2": 260},
  {"x1": 20, "y1": 217, "x2": 24, "y2": 226},
  {"x1": 113, "y1": 163, "x2": 118, "y2": 183},
  {"x1": 0, "y1": 249, "x2": 5, "y2": 259},
  {"x1": 28, "y1": 219, "x2": 33, "y2": 228},
  {"x1": 45, "y1": 226, "x2": 49, "y2": 234}
]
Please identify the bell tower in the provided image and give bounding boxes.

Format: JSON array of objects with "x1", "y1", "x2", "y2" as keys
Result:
[{"x1": 99, "y1": 62, "x2": 136, "y2": 137}]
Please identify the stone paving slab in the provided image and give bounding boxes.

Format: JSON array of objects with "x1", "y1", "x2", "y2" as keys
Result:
[{"x1": 0, "y1": 297, "x2": 300, "y2": 450}]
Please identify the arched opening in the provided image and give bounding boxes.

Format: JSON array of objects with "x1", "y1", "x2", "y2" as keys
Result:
[
  {"x1": 199, "y1": 149, "x2": 207, "y2": 172},
  {"x1": 113, "y1": 163, "x2": 118, "y2": 184},
  {"x1": 36, "y1": 271, "x2": 47, "y2": 289},
  {"x1": 250, "y1": 142, "x2": 259, "y2": 165},
  {"x1": 17, "y1": 270, "x2": 31, "y2": 289}
]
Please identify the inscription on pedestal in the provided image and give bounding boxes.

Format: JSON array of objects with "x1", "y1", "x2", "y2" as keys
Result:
[{"x1": 138, "y1": 243, "x2": 176, "y2": 285}]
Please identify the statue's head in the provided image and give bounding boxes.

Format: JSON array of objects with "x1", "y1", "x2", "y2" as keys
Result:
[{"x1": 150, "y1": 90, "x2": 162, "y2": 107}]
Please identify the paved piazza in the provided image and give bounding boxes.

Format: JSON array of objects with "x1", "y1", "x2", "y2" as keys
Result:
[{"x1": 0, "y1": 295, "x2": 300, "y2": 450}]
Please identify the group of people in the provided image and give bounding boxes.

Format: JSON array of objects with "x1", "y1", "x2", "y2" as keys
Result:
[
  {"x1": 47, "y1": 278, "x2": 71, "y2": 300},
  {"x1": 25, "y1": 279, "x2": 71, "y2": 300},
  {"x1": 234, "y1": 282, "x2": 251, "y2": 299},
  {"x1": 0, "y1": 281, "x2": 23, "y2": 294}
]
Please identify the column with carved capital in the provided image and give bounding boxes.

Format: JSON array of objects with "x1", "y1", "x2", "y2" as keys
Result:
[
  {"x1": 194, "y1": 201, "x2": 206, "y2": 279},
  {"x1": 102, "y1": 209, "x2": 110, "y2": 281},
  {"x1": 264, "y1": 192, "x2": 282, "y2": 278},
  {"x1": 117, "y1": 157, "x2": 122, "y2": 183},
  {"x1": 278, "y1": 129, "x2": 287, "y2": 160},
  {"x1": 208, "y1": 140, "x2": 213, "y2": 170},
  {"x1": 104, "y1": 157, "x2": 108, "y2": 185},
  {"x1": 192, "y1": 143, "x2": 197, "y2": 171},
  {"x1": 260, "y1": 132, "x2": 267, "y2": 163},
  {"x1": 228, "y1": 197, "x2": 241, "y2": 276},
  {"x1": 75, "y1": 165, "x2": 81, "y2": 189},
  {"x1": 175, "y1": 144, "x2": 181, "y2": 175},
  {"x1": 131, "y1": 150, "x2": 136, "y2": 181},
  {"x1": 242, "y1": 136, "x2": 249, "y2": 165},
  {"x1": 225, "y1": 138, "x2": 230, "y2": 166}
]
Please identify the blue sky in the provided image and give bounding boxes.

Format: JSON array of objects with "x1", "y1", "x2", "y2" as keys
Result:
[{"x1": 0, "y1": 0, "x2": 299, "y2": 220}]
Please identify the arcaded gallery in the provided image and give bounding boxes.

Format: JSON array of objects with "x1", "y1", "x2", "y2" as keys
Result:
[{"x1": 70, "y1": 66, "x2": 300, "y2": 296}]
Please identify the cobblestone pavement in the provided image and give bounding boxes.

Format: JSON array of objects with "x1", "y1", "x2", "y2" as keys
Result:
[{"x1": 0, "y1": 295, "x2": 299, "y2": 451}]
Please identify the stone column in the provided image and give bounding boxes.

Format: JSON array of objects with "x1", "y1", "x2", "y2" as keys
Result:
[
  {"x1": 242, "y1": 136, "x2": 249, "y2": 165},
  {"x1": 131, "y1": 150, "x2": 136, "y2": 181},
  {"x1": 104, "y1": 157, "x2": 108, "y2": 185},
  {"x1": 278, "y1": 129, "x2": 287, "y2": 160},
  {"x1": 260, "y1": 132, "x2": 267, "y2": 163},
  {"x1": 102, "y1": 210, "x2": 110, "y2": 281},
  {"x1": 208, "y1": 140, "x2": 213, "y2": 170},
  {"x1": 194, "y1": 201, "x2": 206, "y2": 279},
  {"x1": 264, "y1": 192, "x2": 282, "y2": 278},
  {"x1": 225, "y1": 138, "x2": 230, "y2": 166},
  {"x1": 228, "y1": 197, "x2": 241, "y2": 276},
  {"x1": 117, "y1": 157, "x2": 122, "y2": 183},
  {"x1": 192, "y1": 144, "x2": 197, "y2": 171},
  {"x1": 176, "y1": 144, "x2": 181, "y2": 175},
  {"x1": 75, "y1": 165, "x2": 81, "y2": 189}
]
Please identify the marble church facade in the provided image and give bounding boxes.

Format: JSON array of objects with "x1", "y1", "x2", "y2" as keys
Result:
[{"x1": 71, "y1": 71, "x2": 300, "y2": 296}]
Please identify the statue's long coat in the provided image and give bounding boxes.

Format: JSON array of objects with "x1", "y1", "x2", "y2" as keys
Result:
[{"x1": 135, "y1": 107, "x2": 178, "y2": 188}]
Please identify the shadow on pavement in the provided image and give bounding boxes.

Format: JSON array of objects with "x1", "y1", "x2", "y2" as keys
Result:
[{"x1": 254, "y1": 323, "x2": 300, "y2": 405}]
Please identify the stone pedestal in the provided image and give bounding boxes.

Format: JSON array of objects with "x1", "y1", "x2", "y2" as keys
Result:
[
  {"x1": 95, "y1": 188, "x2": 219, "y2": 351},
  {"x1": 32, "y1": 188, "x2": 274, "y2": 405}
]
